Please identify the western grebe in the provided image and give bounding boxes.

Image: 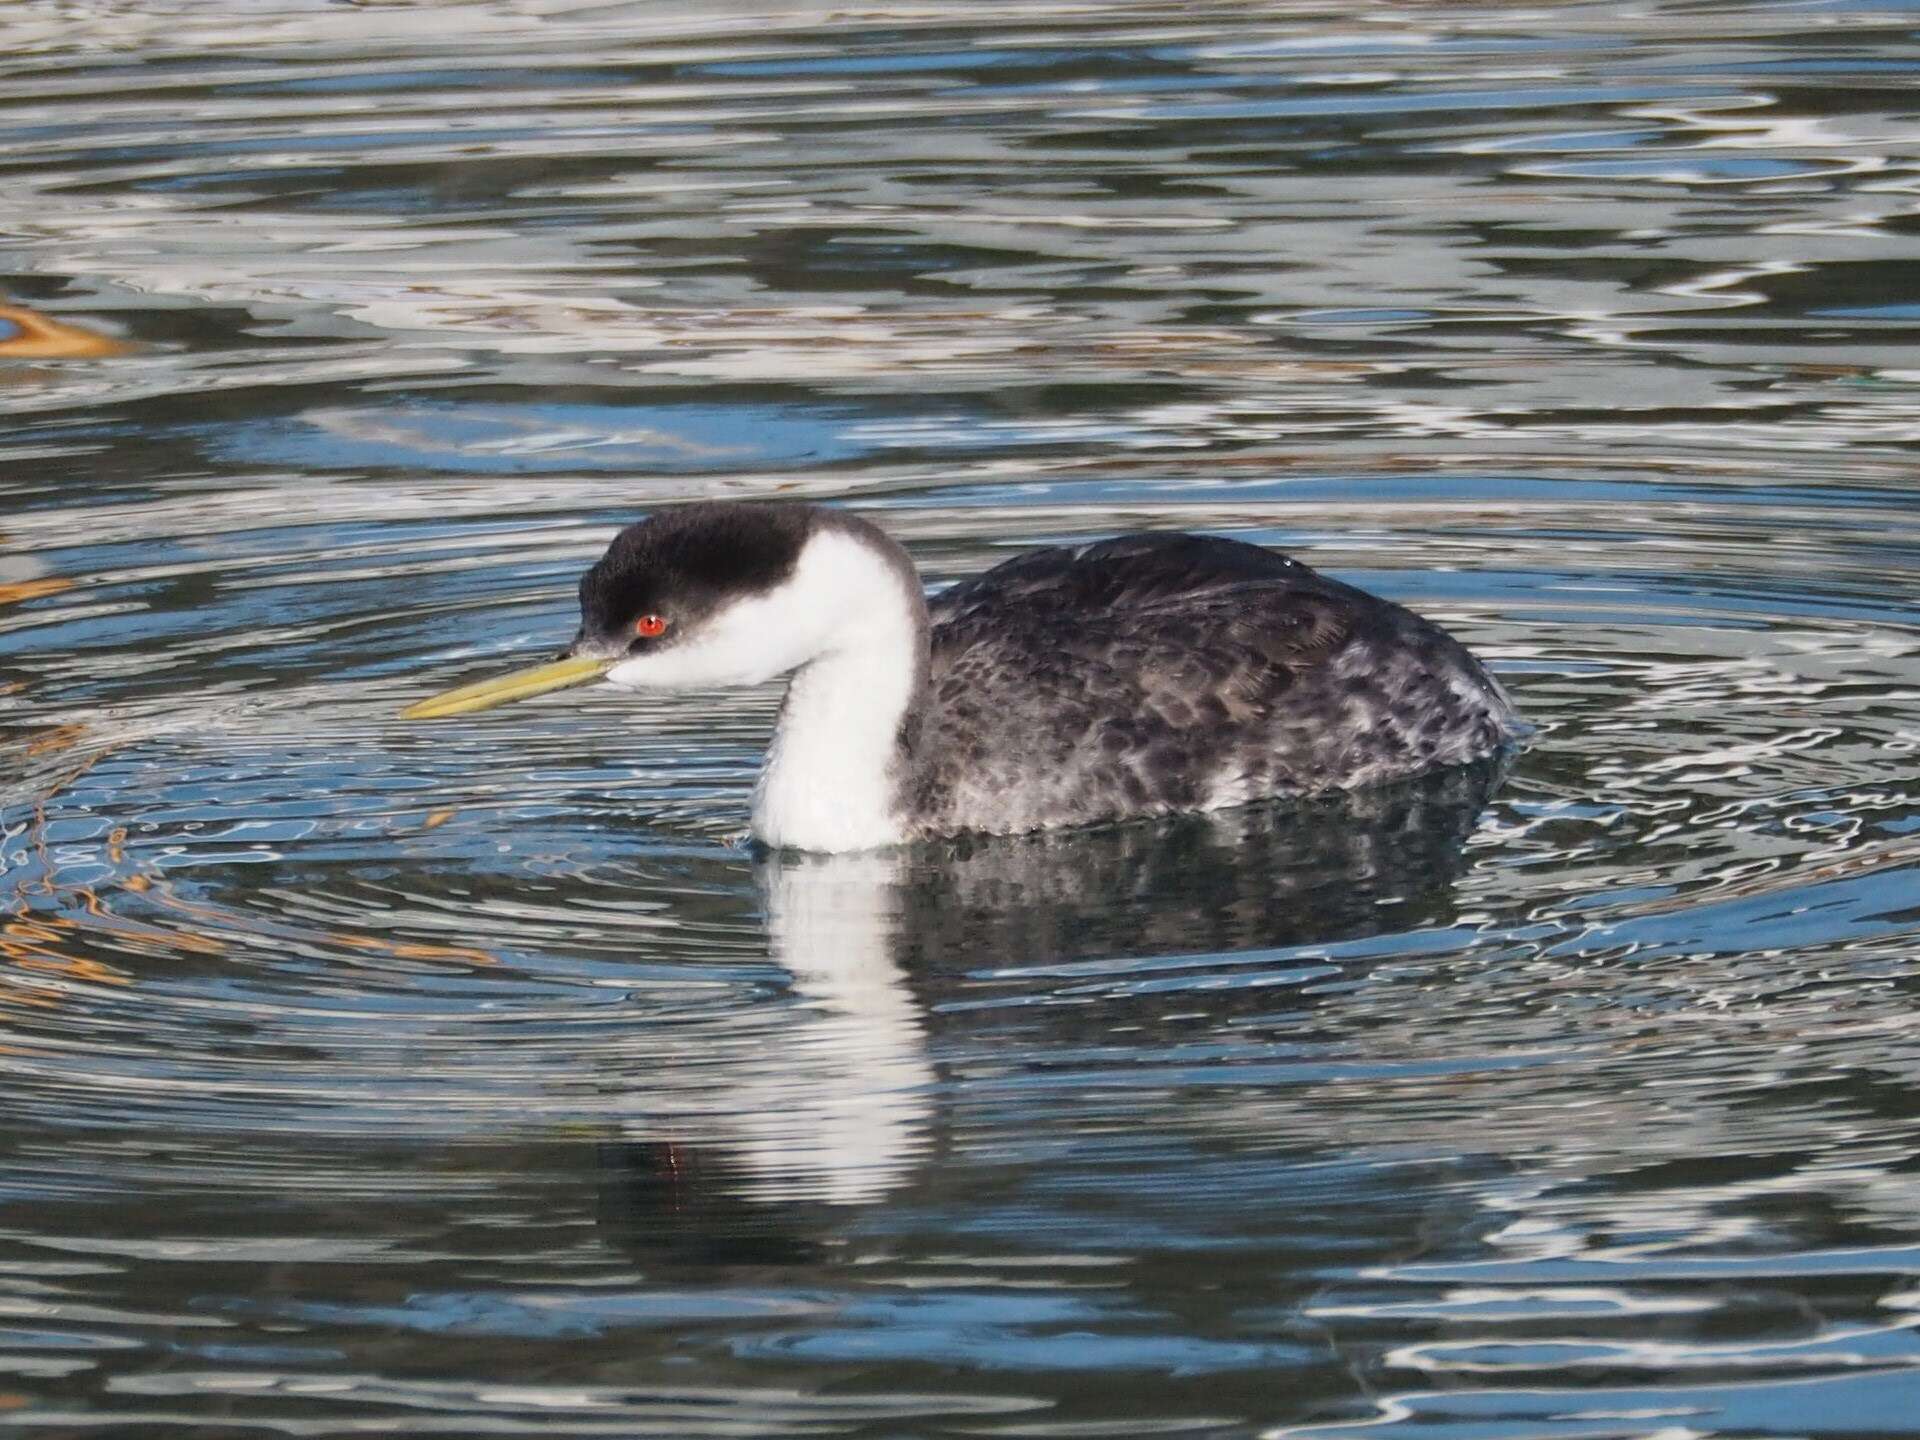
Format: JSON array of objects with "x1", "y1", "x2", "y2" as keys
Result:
[{"x1": 401, "y1": 502, "x2": 1525, "y2": 852}]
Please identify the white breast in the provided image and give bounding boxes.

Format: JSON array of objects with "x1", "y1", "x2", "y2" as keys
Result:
[{"x1": 748, "y1": 530, "x2": 922, "y2": 852}]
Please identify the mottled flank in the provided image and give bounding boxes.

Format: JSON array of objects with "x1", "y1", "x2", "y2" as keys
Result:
[
  {"x1": 548, "y1": 502, "x2": 1524, "y2": 847},
  {"x1": 907, "y1": 531, "x2": 1525, "y2": 839}
]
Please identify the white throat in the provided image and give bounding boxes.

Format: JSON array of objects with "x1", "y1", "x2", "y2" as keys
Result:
[
  {"x1": 749, "y1": 528, "x2": 924, "y2": 853},
  {"x1": 599, "y1": 520, "x2": 927, "y2": 852}
]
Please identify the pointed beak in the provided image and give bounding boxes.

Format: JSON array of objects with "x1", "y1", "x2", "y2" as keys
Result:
[{"x1": 399, "y1": 654, "x2": 615, "y2": 720}]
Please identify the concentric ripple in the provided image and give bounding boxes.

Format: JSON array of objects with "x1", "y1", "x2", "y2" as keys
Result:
[{"x1": 2, "y1": 0, "x2": 1920, "y2": 1435}]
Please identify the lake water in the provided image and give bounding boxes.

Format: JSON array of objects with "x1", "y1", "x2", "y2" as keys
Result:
[{"x1": 4, "y1": 2, "x2": 1920, "y2": 1435}]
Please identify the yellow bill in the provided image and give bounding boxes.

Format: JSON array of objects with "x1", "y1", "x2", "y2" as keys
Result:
[{"x1": 400, "y1": 655, "x2": 614, "y2": 720}]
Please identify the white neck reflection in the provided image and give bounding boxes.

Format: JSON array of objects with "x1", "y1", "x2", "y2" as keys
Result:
[
  {"x1": 601, "y1": 848, "x2": 933, "y2": 1209},
  {"x1": 740, "y1": 850, "x2": 934, "y2": 1204}
]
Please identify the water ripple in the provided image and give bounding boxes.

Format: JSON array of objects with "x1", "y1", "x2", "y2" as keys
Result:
[{"x1": 3, "y1": 1, "x2": 1920, "y2": 1436}]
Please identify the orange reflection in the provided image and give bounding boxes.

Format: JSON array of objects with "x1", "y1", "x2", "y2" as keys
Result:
[
  {"x1": 75, "y1": 885, "x2": 225, "y2": 956},
  {"x1": 24, "y1": 723, "x2": 87, "y2": 758},
  {"x1": 5, "y1": 726, "x2": 503, "y2": 1011},
  {"x1": 131, "y1": 875, "x2": 496, "y2": 968},
  {"x1": 12, "y1": 952, "x2": 135, "y2": 987},
  {"x1": 0, "y1": 577, "x2": 72, "y2": 606},
  {"x1": 331, "y1": 932, "x2": 498, "y2": 967},
  {"x1": 7, "y1": 894, "x2": 222, "y2": 961},
  {"x1": 0, "y1": 303, "x2": 130, "y2": 359}
]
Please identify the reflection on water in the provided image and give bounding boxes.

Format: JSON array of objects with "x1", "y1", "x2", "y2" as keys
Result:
[
  {"x1": 3, "y1": 0, "x2": 1920, "y2": 1435},
  {"x1": 0, "y1": 304, "x2": 129, "y2": 361}
]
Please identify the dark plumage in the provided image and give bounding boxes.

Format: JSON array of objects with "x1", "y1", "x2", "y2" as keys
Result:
[
  {"x1": 908, "y1": 529, "x2": 1523, "y2": 837},
  {"x1": 409, "y1": 501, "x2": 1525, "y2": 849},
  {"x1": 575, "y1": 501, "x2": 812, "y2": 655}
]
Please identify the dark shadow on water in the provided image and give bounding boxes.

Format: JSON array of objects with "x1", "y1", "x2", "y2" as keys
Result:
[
  {"x1": 596, "y1": 757, "x2": 1511, "y2": 1263},
  {"x1": 892, "y1": 754, "x2": 1508, "y2": 969}
]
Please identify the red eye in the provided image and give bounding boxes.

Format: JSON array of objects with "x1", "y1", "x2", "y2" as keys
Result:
[{"x1": 634, "y1": 614, "x2": 668, "y2": 639}]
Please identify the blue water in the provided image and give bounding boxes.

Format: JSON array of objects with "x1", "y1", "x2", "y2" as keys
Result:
[{"x1": 3, "y1": 2, "x2": 1920, "y2": 1436}]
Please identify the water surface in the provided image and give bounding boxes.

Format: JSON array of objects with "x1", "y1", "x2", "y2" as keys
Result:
[{"x1": 4, "y1": 1, "x2": 1920, "y2": 1435}]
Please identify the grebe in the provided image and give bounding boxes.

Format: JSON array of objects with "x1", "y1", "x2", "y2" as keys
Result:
[{"x1": 401, "y1": 502, "x2": 1525, "y2": 852}]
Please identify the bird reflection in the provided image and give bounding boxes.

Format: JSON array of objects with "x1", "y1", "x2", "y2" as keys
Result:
[{"x1": 593, "y1": 757, "x2": 1509, "y2": 1262}]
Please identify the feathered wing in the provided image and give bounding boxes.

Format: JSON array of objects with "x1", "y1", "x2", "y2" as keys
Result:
[{"x1": 912, "y1": 535, "x2": 1519, "y2": 837}]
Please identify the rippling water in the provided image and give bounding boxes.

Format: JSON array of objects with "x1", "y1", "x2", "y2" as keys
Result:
[{"x1": 4, "y1": 1, "x2": 1920, "y2": 1434}]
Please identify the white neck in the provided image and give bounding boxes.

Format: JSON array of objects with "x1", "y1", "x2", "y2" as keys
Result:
[{"x1": 749, "y1": 528, "x2": 926, "y2": 852}]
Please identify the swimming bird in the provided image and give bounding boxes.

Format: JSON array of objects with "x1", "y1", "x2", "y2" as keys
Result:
[{"x1": 401, "y1": 502, "x2": 1524, "y2": 852}]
